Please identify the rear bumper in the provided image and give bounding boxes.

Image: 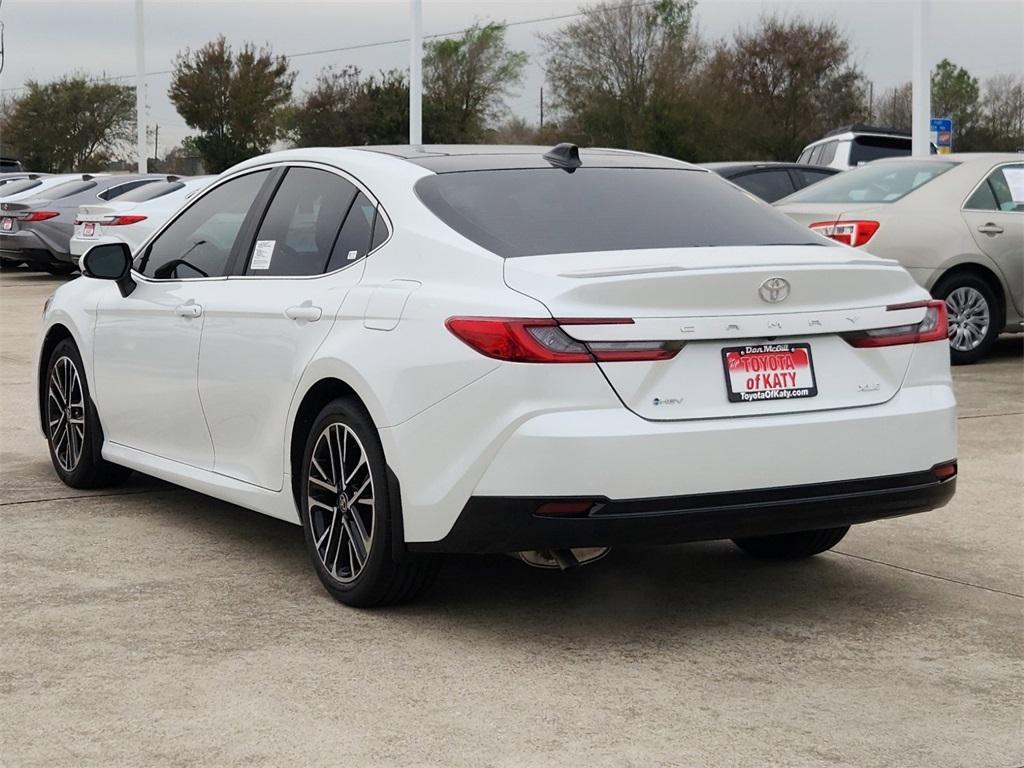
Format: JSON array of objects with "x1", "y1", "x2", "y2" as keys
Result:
[
  {"x1": 0, "y1": 231, "x2": 65, "y2": 267},
  {"x1": 411, "y1": 466, "x2": 957, "y2": 553}
]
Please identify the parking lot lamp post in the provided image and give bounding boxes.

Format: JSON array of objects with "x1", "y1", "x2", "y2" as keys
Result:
[
  {"x1": 409, "y1": 0, "x2": 423, "y2": 146},
  {"x1": 135, "y1": 0, "x2": 146, "y2": 173},
  {"x1": 911, "y1": 0, "x2": 932, "y2": 157}
]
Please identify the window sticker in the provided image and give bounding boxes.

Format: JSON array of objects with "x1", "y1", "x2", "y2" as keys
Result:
[
  {"x1": 251, "y1": 239, "x2": 275, "y2": 270},
  {"x1": 1002, "y1": 167, "x2": 1024, "y2": 204},
  {"x1": 347, "y1": 250, "x2": 359, "y2": 261}
]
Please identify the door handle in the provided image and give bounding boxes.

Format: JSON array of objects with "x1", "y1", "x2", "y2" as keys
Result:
[
  {"x1": 977, "y1": 223, "x2": 1004, "y2": 236},
  {"x1": 285, "y1": 304, "x2": 322, "y2": 322},
  {"x1": 174, "y1": 303, "x2": 202, "y2": 318}
]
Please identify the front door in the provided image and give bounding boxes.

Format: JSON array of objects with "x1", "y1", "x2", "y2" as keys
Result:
[
  {"x1": 91, "y1": 169, "x2": 273, "y2": 468},
  {"x1": 198, "y1": 166, "x2": 381, "y2": 491}
]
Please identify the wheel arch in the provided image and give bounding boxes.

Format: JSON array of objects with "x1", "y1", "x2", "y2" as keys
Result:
[
  {"x1": 932, "y1": 261, "x2": 1007, "y2": 329},
  {"x1": 37, "y1": 323, "x2": 75, "y2": 434}
]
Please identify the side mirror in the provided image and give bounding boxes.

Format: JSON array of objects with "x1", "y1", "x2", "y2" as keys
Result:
[{"x1": 82, "y1": 242, "x2": 136, "y2": 297}]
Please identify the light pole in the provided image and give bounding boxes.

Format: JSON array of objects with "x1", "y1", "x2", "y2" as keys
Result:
[
  {"x1": 409, "y1": 0, "x2": 423, "y2": 145},
  {"x1": 911, "y1": 0, "x2": 931, "y2": 156},
  {"x1": 135, "y1": 0, "x2": 146, "y2": 172}
]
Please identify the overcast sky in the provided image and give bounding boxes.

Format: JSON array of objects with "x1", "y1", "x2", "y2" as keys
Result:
[{"x1": 1, "y1": 0, "x2": 1021, "y2": 152}]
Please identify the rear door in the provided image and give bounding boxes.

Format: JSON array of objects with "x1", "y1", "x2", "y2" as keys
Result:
[
  {"x1": 197, "y1": 165, "x2": 382, "y2": 491},
  {"x1": 961, "y1": 162, "x2": 1024, "y2": 316}
]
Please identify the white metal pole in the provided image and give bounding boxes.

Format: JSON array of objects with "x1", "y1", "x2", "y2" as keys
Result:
[
  {"x1": 135, "y1": 0, "x2": 146, "y2": 172},
  {"x1": 409, "y1": 0, "x2": 423, "y2": 145},
  {"x1": 911, "y1": 0, "x2": 931, "y2": 156}
]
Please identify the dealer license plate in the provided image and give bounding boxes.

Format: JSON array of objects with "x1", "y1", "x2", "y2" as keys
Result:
[
  {"x1": 722, "y1": 343, "x2": 817, "y2": 403},
  {"x1": 1, "y1": 217, "x2": 14, "y2": 232},
  {"x1": 82, "y1": 222, "x2": 96, "y2": 237}
]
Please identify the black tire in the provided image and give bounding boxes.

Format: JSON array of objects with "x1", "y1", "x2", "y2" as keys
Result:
[
  {"x1": 44, "y1": 338, "x2": 132, "y2": 488},
  {"x1": 299, "y1": 398, "x2": 439, "y2": 607},
  {"x1": 732, "y1": 526, "x2": 849, "y2": 559},
  {"x1": 0, "y1": 258, "x2": 23, "y2": 270},
  {"x1": 932, "y1": 272, "x2": 1001, "y2": 365},
  {"x1": 44, "y1": 263, "x2": 76, "y2": 276}
]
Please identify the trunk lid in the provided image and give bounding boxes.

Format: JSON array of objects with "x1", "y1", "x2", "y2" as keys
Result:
[{"x1": 504, "y1": 244, "x2": 928, "y2": 421}]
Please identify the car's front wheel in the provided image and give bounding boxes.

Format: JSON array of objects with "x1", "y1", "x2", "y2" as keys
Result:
[
  {"x1": 44, "y1": 338, "x2": 131, "y2": 488},
  {"x1": 299, "y1": 398, "x2": 439, "y2": 607},
  {"x1": 732, "y1": 526, "x2": 849, "y2": 559},
  {"x1": 933, "y1": 273, "x2": 1001, "y2": 365}
]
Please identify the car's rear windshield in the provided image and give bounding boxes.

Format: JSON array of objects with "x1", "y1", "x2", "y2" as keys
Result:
[
  {"x1": 0, "y1": 179, "x2": 42, "y2": 197},
  {"x1": 115, "y1": 180, "x2": 185, "y2": 203},
  {"x1": 781, "y1": 160, "x2": 957, "y2": 204},
  {"x1": 414, "y1": 167, "x2": 821, "y2": 258},
  {"x1": 37, "y1": 179, "x2": 97, "y2": 200}
]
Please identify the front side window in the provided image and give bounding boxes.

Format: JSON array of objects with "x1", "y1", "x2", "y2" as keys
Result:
[
  {"x1": 731, "y1": 170, "x2": 796, "y2": 203},
  {"x1": 137, "y1": 170, "x2": 270, "y2": 279},
  {"x1": 415, "y1": 167, "x2": 820, "y2": 258},
  {"x1": 783, "y1": 160, "x2": 956, "y2": 204},
  {"x1": 244, "y1": 168, "x2": 359, "y2": 277}
]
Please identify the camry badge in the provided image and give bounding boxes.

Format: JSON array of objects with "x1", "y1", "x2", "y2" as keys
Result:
[{"x1": 759, "y1": 277, "x2": 790, "y2": 304}]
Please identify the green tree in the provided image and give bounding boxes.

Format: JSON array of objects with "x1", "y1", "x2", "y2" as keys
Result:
[
  {"x1": 169, "y1": 36, "x2": 295, "y2": 172},
  {"x1": 542, "y1": 0, "x2": 703, "y2": 156},
  {"x1": 701, "y1": 15, "x2": 867, "y2": 161},
  {"x1": 930, "y1": 58, "x2": 981, "y2": 150},
  {"x1": 0, "y1": 76, "x2": 135, "y2": 172},
  {"x1": 978, "y1": 74, "x2": 1024, "y2": 151},
  {"x1": 423, "y1": 23, "x2": 528, "y2": 143},
  {"x1": 290, "y1": 66, "x2": 408, "y2": 147}
]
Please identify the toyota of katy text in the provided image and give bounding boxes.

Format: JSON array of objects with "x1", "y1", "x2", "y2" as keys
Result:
[{"x1": 37, "y1": 144, "x2": 958, "y2": 607}]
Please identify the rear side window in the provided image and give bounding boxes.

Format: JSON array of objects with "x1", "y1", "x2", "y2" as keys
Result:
[
  {"x1": 817, "y1": 141, "x2": 838, "y2": 166},
  {"x1": 0, "y1": 179, "x2": 41, "y2": 197},
  {"x1": 415, "y1": 168, "x2": 820, "y2": 258},
  {"x1": 245, "y1": 168, "x2": 358, "y2": 277},
  {"x1": 138, "y1": 170, "x2": 270, "y2": 279},
  {"x1": 38, "y1": 180, "x2": 96, "y2": 199},
  {"x1": 979, "y1": 164, "x2": 1024, "y2": 212},
  {"x1": 370, "y1": 211, "x2": 390, "y2": 250},
  {"x1": 797, "y1": 149, "x2": 812, "y2": 164},
  {"x1": 116, "y1": 181, "x2": 185, "y2": 203},
  {"x1": 784, "y1": 161, "x2": 956, "y2": 204},
  {"x1": 808, "y1": 145, "x2": 825, "y2": 165},
  {"x1": 849, "y1": 136, "x2": 912, "y2": 165},
  {"x1": 325, "y1": 193, "x2": 375, "y2": 272},
  {"x1": 730, "y1": 170, "x2": 796, "y2": 203}
]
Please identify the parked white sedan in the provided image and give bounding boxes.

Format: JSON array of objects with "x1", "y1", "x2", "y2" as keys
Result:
[
  {"x1": 71, "y1": 176, "x2": 213, "y2": 259},
  {"x1": 37, "y1": 145, "x2": 957, "y2": 606},
  {"x1": 776, "y1": 153, "x2": 1023, "y2": 364}
]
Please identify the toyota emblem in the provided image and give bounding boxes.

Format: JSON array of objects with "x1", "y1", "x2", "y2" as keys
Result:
[{"x1": 759, "y1": 277, "x2": 790, "y2": 304}]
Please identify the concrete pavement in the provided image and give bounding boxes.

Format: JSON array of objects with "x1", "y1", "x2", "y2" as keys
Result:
[{"x1": 1, "y1": 270, "x2": 1021, "y2": 767}]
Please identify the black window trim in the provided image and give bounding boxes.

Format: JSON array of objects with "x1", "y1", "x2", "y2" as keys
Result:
[
  {"x1": 130, "y1": 161, "x2": 392, "y2": 283},
  {"x1": 961, "y1": 161, "x2": 1024, "y2": 214}
]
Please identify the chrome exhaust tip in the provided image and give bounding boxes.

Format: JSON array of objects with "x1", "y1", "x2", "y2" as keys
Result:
[{"x1": 514, "y1": 547, "x2": 611, "y2": 570}]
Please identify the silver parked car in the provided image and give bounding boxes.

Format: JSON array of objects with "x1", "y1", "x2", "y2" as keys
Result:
[{"x1": 776, "y1": 153, "x2": 1023, "y2": 363}]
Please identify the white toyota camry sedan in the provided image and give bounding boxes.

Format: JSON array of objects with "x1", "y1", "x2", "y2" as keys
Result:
[{"x1": 37, "y1": 144, "x2": 958, "y2": 606}]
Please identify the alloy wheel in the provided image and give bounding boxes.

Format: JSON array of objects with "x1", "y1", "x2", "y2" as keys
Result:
[
  {"x1": 945, "y1": 286, "x2": 991, "y2": 353},
  {"x1": 47, "y1": 355, "x2": 86, "y2": 472},
  {"x1": 306, "y1": 422, "x2": 376, "y2": 584}
]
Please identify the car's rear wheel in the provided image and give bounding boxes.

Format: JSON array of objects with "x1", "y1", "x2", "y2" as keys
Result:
[
  {"x1": 732, "y1": 526, "x2": 849, "y2": 559},
  {"x1": 933, "y1": 273, "x2": 1000, "y2": 365},
  {"x1": 45, "y1": 339, "x2": 132, "y2": 488},
  {"x1": 299, "y1": 398, "x2": 439, "y2": 607}
]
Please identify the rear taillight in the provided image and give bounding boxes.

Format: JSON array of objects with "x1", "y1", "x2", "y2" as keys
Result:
[
  {"x1": 842, "y1": 300, "x2": 947, "y2": 348},
  {"x1": 74, "y1": 214, "x2": 147, "y2": 226},
  {"x1": 445, "y1": 317, "x2": 684, "y2": 363},
  {"x1": 22, "y1": 211, "x2": 59, "y2": 222},
  {"x1": 810, "y1": 220, "x2": 880, "y2": 247}
]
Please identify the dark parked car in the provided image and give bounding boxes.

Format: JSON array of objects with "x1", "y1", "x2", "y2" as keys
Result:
[
  {"x1": 0, "y1": 175, "x2": 174, "y2": 274},
  {"x1": 701, "y1": 162, "x2": 840, "y2": 203},
  {"x1": 0, "y1": 156, "x2": 25, "y2": 173}
]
